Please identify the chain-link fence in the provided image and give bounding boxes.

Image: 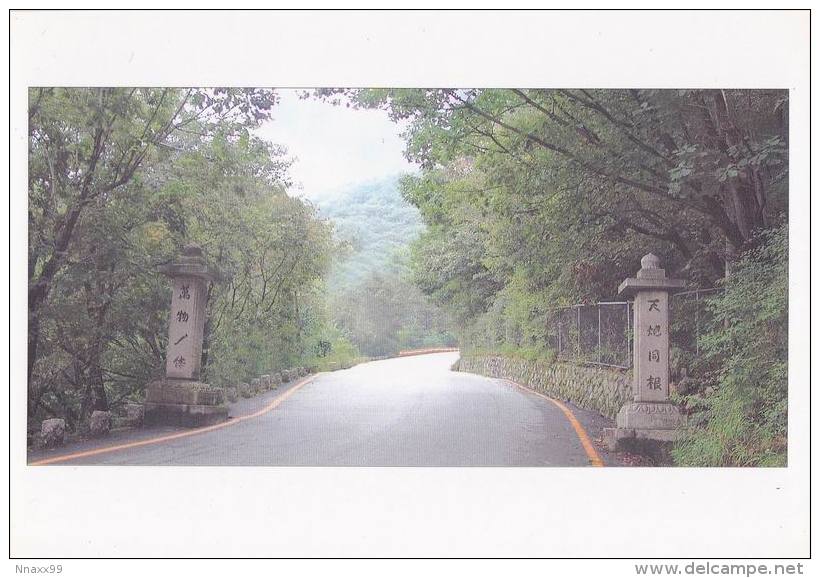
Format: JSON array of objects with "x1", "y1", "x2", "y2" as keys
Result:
[
  {"x1": 546, "y1": 288, "x2": 721, "y2": 371},
  {"x1": 670, "y1": 287, "x2": 724, "y2": 357},
  {"x1": 546, "y1": 302, "x2": 633, "y2": 369}
]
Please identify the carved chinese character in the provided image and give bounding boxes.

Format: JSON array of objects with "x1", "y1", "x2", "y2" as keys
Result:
[
  {"x1": 646, "y1": 376, "x2": 662, "y2": 390},
  {"x1": 174, "y1": 333, "x2": 188, "y2": 345},
  {"x1": 179, "y1": 284, "x2": 190, "y2": 300},
  {"x1": 173, "y1": 356, "x2": 186, "y2": 368},
  {"x1": 648, "y1": 299, "x2": 660, "y2": 312},
  {"x1": 176, "y1": 310, "x2": 189, "y2": 323},
  {"x1": 648, "y1": 349, "x2": 660, "y2": 362},
  {"x1": 647, "y1": 324, "x2": 662, "y2": 336}
]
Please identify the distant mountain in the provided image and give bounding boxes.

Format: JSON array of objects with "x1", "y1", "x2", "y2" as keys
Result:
[{"x1": 315, "y1": 174, "x2": 423, "y2": 289}]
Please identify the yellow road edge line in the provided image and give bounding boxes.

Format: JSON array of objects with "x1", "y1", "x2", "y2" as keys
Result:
[
  {"x1": 503, "y1": 379, "x2": 605, "y2": 467},
  {"x1": 397, "y1": 347, "x2": 460, "y2": 358},
  {"x1": 29, "y1": 375, "x2": 317, "y2": 466}
]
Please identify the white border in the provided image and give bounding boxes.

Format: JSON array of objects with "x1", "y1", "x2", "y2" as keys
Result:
[{"x1": 7, "y1": 9, "x2": 811, "y2": 561}]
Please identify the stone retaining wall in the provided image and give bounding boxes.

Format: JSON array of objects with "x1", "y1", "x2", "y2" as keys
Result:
[{"x1": 456, "y1": 355, "x2": 632, "y2": 419}]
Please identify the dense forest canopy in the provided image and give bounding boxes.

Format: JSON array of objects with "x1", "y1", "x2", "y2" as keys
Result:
[
  {"x1": 313, "y1": 89, "x2": 787, "y2": 340},
  {"x1": 27, "y1": 88, "x2": 351, "y2": 432}
]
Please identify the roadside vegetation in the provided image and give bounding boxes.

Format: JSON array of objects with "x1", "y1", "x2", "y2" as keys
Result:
[
  {"x1": 672, "y1": 225, "x2": 787, "y2": 466},
  {"x1": 27, "y1": 88, "x2": 790, "y2": 466},
  {"x1": 27, "y1": 88, "x2": 357, "y2": 434},
  {"x1": 317, "y1": 89, "x2": 789, "y2": 466}
]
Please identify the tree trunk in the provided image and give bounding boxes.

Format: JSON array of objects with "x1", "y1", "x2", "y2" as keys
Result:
[
  {"x1": 80, "y1": 273, "x2": 112, "y2": 419},
  {"x1": 86, "y1": 339, "x2": 109, "y2": 412},
  {"x1": 27, "y1": 309, "x2": 41, "y2": 411},
  {"x1": 711, "y1": 91, "x2": 767, "y2": 244},
  {"x1": 28, "y1": 202, "x2": 88, "y2": 389},
  {"x1": 724, "y1": 236, "x2": 738, "y2": 279}
]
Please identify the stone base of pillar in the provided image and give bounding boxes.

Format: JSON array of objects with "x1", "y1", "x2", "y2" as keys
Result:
[
  {"x1": 616, "y1": 401, "x2": 686, "y2": 429},
  {"x1": 143, "y1": 379, "x2": 228, "y2": 427},
  {"x1": 143, "y1": 402, "x2": 228, "y2": 428},
  {"x1": 603, "y1": 402, "x2": 686, "y2": 451}
]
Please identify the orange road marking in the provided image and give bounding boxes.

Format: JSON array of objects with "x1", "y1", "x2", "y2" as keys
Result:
[
  {"x1": 397, "y1": 347, "x2": 460, "y2": 357},
  {"x1": 504, "y1": 379, "x2": 605, "y2": 467},
  {"x1": 29, "y1": 375, "x2": 317, "y2": 466}
]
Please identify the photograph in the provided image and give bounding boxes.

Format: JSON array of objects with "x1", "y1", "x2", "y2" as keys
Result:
[
  {"x1": 24, "y1": 86, "x2": 789, "y2": 468},
  {"x1": 8, "y1": 8, "x2": 811, "y2": 565}
]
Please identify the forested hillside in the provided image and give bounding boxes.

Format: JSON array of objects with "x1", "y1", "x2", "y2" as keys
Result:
[
  {"x1": 315, "y1": 176, "x2": 455, "y2": 356},
  {"x1": 314, "y1": 175, "x2": 424, "y2": 289},
  {"x1": 316, "y1": 88, "x2": 789, "y2": 466}
]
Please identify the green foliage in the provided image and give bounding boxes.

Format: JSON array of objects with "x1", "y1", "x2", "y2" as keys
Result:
[
  {"x1": 300, "y1": 322, "x2": 362, "y2": 372},
  {"x1": 27, "y1": 87, "x2": 339, "y2": 433},
  {"x1": 30, "y1": 87, "x2": 791, "y2": 469},
  {"x1": 465, "y1": 344, "x2": 557, "y2": 364},
  {"x1": 330, "y1": 267, "x2": 456, "y2": 358},
  {"x1": 323, "y1": 89, "x2": 787, "y2": 336},
  {"x1": 317, "y1": 176, "x2": 456, "y2": 357},
  {"x1": 672, "y1": 225, "x2": 788, "y2": 466},
  {"x1": 315, "y1": 175, "x2": 424, "y2": 289},
  {"x1": 317, "y1": 88, "x2": 790, "y2": 466}
]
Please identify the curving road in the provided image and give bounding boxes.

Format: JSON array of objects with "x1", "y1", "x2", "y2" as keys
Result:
[{"x1": 29, "y1": 352, "x2": 616, "y2": 466}]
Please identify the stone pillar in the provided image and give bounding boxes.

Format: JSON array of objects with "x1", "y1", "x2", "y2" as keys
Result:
[
  {"x1": 143, "y1": 244, "x2": 228, "y2": 427},
  {"x1": 605, "y1": 253, "x2": 687, "y2": 449},
  {"x1": 165, "y1": 271, "x2": 208, "y2": 380}
]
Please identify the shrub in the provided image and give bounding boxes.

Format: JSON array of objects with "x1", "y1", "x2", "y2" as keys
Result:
[{"x1": 673, "y1": 225, "x2": 788, "y2": 466}]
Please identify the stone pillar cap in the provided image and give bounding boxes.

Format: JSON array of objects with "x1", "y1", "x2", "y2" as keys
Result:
[
  {"x1": 618, "y1": 253, "x2": 685, "y2": 296},
  {"x1": 158, "y1": 243, "x2": 217, "y2": 281},
  {"x1": 182, "y1": 243, "x2": 203, "y2": 257},
  {"x1": 641, "y1": 252, "x2": 662, "y2": 270}
]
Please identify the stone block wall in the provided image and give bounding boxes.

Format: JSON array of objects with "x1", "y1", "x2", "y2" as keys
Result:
[{"x1": 456, "y1": 355, "x2": 632, "y2": 419}]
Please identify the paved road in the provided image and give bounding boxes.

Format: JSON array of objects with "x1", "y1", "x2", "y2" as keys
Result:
[{"x1": 30, "y1": 352, "x2": 616, "y2": 466}]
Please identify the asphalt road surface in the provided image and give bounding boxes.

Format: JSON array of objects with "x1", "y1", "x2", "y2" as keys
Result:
[{"x1": 30, "y1": 352, "x2": 616, "y2": 466}]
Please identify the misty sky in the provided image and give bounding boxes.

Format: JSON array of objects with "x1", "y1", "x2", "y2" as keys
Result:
[{"x1": 255, "y1": 89, "x2": 417, "y2": 202}]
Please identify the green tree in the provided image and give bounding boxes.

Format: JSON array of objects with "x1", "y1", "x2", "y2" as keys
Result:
[
  {"x1": 313, "y1": 89, "x2": 787, "y2": 354},
  {"x1": 27, "y1": 87, "x2": 348, "y2": 434},
  {"x1": 313, "y1": 89, "x2": 789, "y2": 466},
  {"x1": 28, "y1": 87, "x2": 276, "y2": 419}
]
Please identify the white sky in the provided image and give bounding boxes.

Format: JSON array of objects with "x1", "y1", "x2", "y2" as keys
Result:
[{"x1": 255, "y1": 89, "x2": 417, "y2": 202}]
